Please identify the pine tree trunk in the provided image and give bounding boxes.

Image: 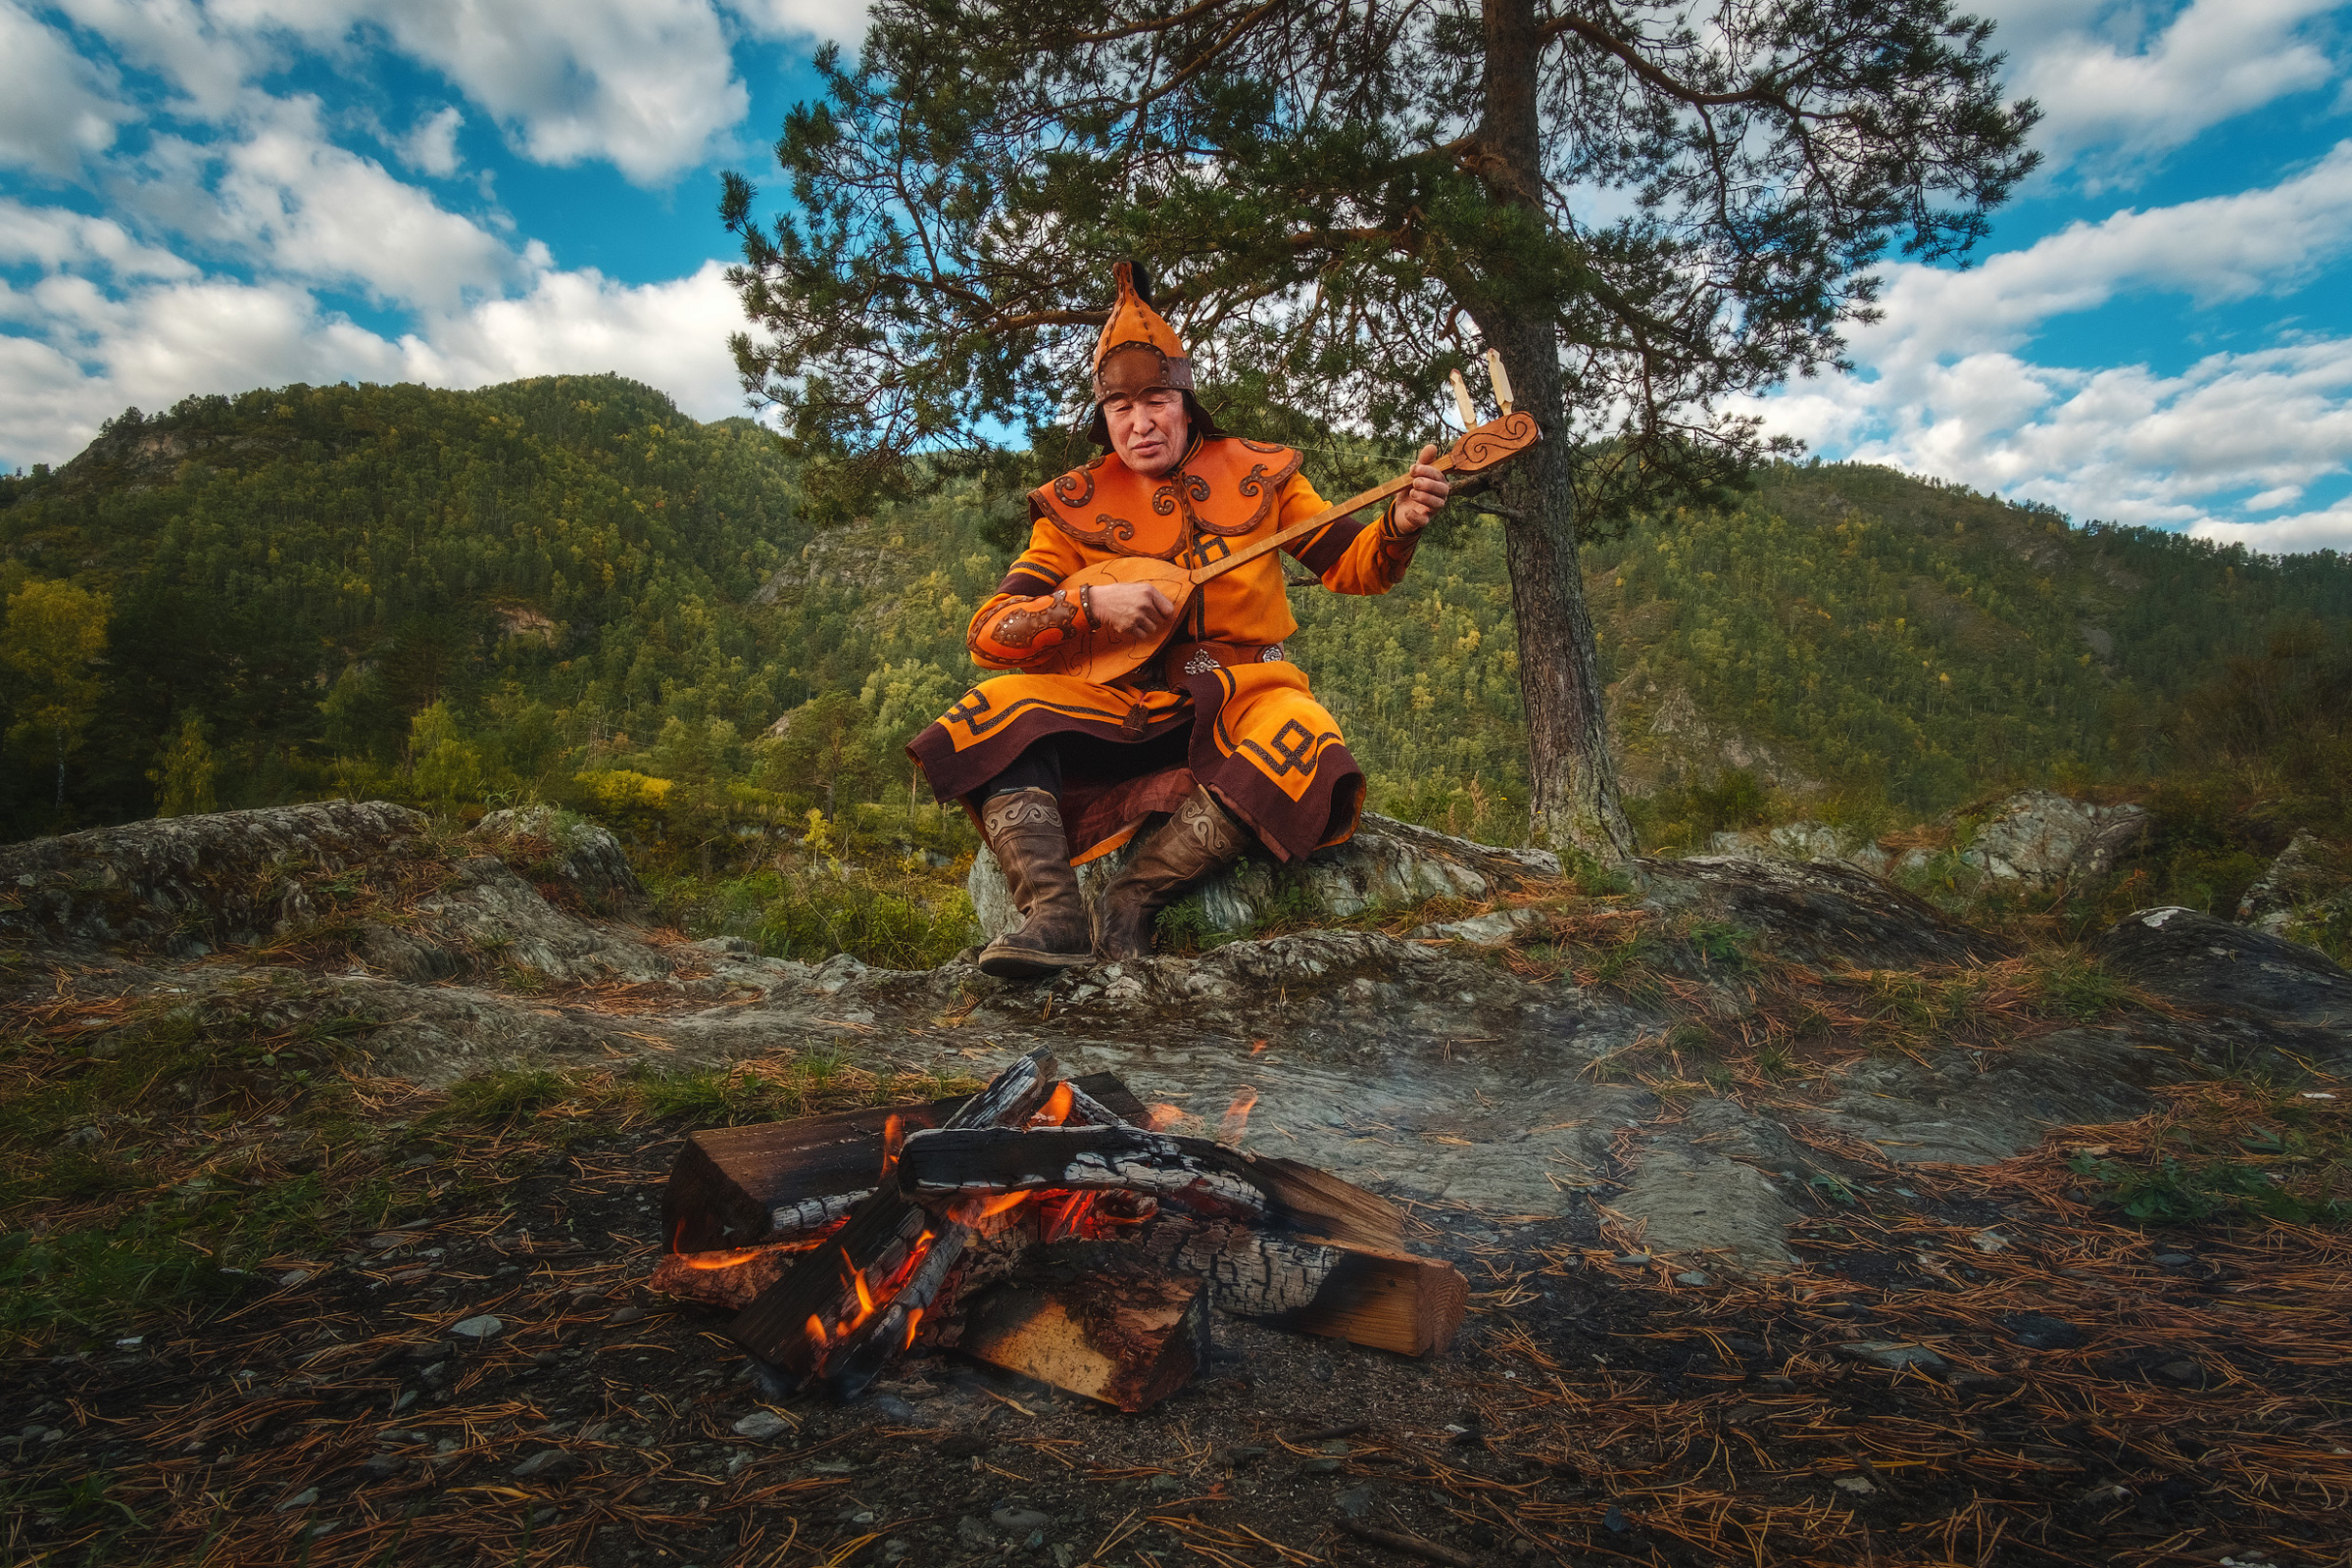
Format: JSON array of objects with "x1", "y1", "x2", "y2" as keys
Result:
[{"x1": 1472, "y1": 0, "x2": 1635, "y2": 858}]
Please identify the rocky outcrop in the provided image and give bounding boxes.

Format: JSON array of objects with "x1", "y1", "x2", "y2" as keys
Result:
[
  {"x1": 969, "y1": 810, "x2": 1560, "y2": 942},
  {"x1": 0, "y1": 802, "x2": 663, "y2": 985},
  {"x1": 0, "y1": 800, "x2": 431, "y2": 954},
  {"x1": 1705, "y1": 821, "x2": 1937, "y2": 880},
  {"x1": 2090, "y1": 906, "x2": 2352, "y2": 1065},
  {"x1": 1635, "y1": 855, "x2": 2010, "y2": 968},
  {"x1": 8, "y1": 801, "x2": 2345, "y2": 1280},
  {"x1": 1704, "y1": 790, "x2": 2151, "y2": 891},
  {"x1": 1960, "y1": 790, "x2": 2146, "y2": 885}
]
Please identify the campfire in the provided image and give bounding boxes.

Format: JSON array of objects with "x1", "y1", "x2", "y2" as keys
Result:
[{"x1": 655, "y1": 1050, "x2": 1467, "y2": 1411}]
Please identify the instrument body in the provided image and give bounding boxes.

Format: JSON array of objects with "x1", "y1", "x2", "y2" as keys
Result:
[{"x1": 1035, "y1": 411, "x2": 1540, "y2": 684}]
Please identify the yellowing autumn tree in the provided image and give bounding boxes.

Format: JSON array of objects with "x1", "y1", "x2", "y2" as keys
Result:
[{"x1": 2, "y1": 578, "x2": 112, "y2": 812}]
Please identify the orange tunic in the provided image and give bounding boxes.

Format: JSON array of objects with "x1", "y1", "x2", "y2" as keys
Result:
[{"x1": 906, "y1": 434, "x2": 1419, "y2": 863}]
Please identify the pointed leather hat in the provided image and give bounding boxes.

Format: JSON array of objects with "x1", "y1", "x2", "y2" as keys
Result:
[{"x1": 1086, "y1": 260, "x2": 1224, "y2": 448}]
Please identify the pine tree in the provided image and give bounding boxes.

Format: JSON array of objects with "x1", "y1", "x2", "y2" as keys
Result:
[{"x1": 720, "y1": 0, "x2": 2036, "y2": 851}]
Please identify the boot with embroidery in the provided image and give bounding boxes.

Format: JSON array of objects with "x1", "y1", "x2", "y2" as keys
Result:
[
  {"x1": 976, "y1": 788, "x2": 1095, "y2": 979},
  {"x1": 1094, "y1": 783, "x2": 1250, "y2": 961}
]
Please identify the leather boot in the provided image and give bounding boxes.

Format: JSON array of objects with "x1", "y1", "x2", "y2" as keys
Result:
[
  {"x1": 976, "y1": 789, "x2": 1094, "y2": 979},
  {"x1": 1095, "y1": 783, "x2": 1250, "y2": 961}
]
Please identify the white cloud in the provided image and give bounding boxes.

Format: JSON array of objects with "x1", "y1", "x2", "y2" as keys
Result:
[
  {"x1": 50, "y1": 0, "x2": 271, "y2": 120},
  {"x1": 0, "y1": 2, "x2": 135, "y2": 177},
  {"x1": 1862, "y1": 139, "x2": 2352, "y2": 379},
  {"x1": 114, "y1": 97, "x2": 517, "y2": 312},
  {"x1": 721, "y1": 0, "x2": 870, "y2": 47},
  {"x1": 0, "y1": 198, "x2": 194, "y2": 279},
  {"x1": 57, "y1": 0, "x2": 756, "y2": 184},
  {"x1": 399, "y1": 105, "x2": 465, "y2": 177},
  {"x1": 1981, "y1": 0, "x2": 2344, "y2": 178},
  {"x1": 411, "y1": 261, "x2": 750, "y2": 418},
  {"x1": 2191, "y1": 505, "x2": 2352, "y2": 554},
  {"x1": 368, "y1": 0, "x2": 750, "y2": 184},
  {"x1": 0, "y1": 255, "x2": 752, "y2": 471},
  {"x1": 1750, "y1": 144, "x2": 2352, "y2": 555},
  {"x1": 0, "y1": 270, "x2": 414, "y2": 466}
]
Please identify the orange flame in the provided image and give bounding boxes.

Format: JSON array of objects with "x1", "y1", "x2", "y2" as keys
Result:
[
  {"x1": 902, "y1": 1305, "x2": 923, "y2": 1350},
  {"x1": 841, "y1": 1247, "x2": 880, "y2": 1328},
  {"x1": 677, "y1": 1246, "x2": 769, "y2": 1270},
  {"x1": 872, "y1": 1231, "x2": 936, "y2": 1300},
  {"x1": 805, "y1": 1313, "x2": 829, "y2": 1350},
  {"x1": 1033, "y1": 1082, "x2": 1075, "y2": 1127},
  {"x1": 1249, "y1": 1038, "x2": 1269, "y2": 1055},
  {"x1": 1218, "y1": 1087, "x2": 1258, "y2": 1146},
  {"x1": 953, "y1": 1189, "x2": 1032, "y2": 1226},
  {"x1": 1142, "y1": 1103, "x2": 1185, "y2": 1131},
  {"x1": 879, "y1": 1113, "x2": 905, "y2": 1180}
]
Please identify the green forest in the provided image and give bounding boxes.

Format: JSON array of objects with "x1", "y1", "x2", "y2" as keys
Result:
[{"x1": 3, "y1": 373, "x2": 2347, "y2": 958}]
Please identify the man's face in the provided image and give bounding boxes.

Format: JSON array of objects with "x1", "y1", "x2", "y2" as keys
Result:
[{"x1": 1102, "y1": 388, "x2": 1189, "y2": 477}]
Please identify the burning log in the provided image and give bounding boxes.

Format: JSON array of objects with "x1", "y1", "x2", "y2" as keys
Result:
[
  {"x1": 727, "y1": 1048, "x2": 1064, "y2": 1394},
  {"x1": 956, "y1": 1240, "x2": 1211, "y2": 1413},
  {"x1": 649, "y1": 1242, "x2": 809, "y2": 1309},
  {"x1": 897, "y1": 1124, "x2": 1408, "y2": 1250},
  {"x1": 688, "y1": 1048, "x2": 1469, "y2": 1407},
  {"x1": 662, "y1": 1072, "x2": 1148, "y2": 1253}
]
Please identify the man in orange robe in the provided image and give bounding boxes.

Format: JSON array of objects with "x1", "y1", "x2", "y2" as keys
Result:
[{"x1": 908, "y1": 263, "x2": 1448, "y2": 978}]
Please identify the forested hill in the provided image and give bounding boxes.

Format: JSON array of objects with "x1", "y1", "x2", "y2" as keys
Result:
[{"x1": 2, "y1": 373, "x2": 2347, "y2": 856}]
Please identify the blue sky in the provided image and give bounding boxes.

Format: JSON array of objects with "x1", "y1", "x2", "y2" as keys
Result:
[{"x1": 3, "y1": 1, "x2": 2349, "y2": 554}]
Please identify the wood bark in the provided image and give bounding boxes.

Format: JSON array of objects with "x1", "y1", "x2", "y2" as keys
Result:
[
  {"x1": 1473, "y1": 0, "x2": 1636, "y2": 858},
  {"x1": 956, "y1": 1240, "x2": 1210, "y2": 1412}
]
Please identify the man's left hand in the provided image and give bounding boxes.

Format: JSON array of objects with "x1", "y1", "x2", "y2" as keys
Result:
[{"x1": 1390, "y1": 445, "x2": 1450, "y2": 534}]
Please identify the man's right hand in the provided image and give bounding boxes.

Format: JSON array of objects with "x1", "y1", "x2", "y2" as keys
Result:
[{"x1": 1088, "y1": 581, "x2": 1177, "y2": 638}]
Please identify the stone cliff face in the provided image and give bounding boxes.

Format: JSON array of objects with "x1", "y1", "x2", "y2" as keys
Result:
[{"x1": 6, "y1": 802, "x2": 2344, "y2": 1275}]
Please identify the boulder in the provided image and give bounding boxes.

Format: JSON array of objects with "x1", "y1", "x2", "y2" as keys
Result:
[
  {"x1": 1959, "y1": 791, "x2": 2146, "y2": 886},
  {"x1": 472, "y1": 806, "x2": 645, "y2": 913},
  {"x1": 2087, "y1": 906, "x2": 2352, "y2": 1066},
  {"x1": 0, "y1": 801, "x2": 431, "y2": 953},
  {"x1": 968, "y1": 810, "x2": 1560, "y2": 943}
]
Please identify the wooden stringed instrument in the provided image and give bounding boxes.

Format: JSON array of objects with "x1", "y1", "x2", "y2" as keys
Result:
[{"x1": 1039, "y1": 407, "x2": 1541, "y2": 684}]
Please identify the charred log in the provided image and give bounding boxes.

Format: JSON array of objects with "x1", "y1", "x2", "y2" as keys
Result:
[
  {"x1": 898, "y1": 1125, "x2": 1406, "y2": 1250},
  {"x1": 726, "y1": 1048, "x2": 1059, "y2": 1391},
  {"x1": 664, "y1": 1071, "x2": 1146, "y2": 1253},
  {"x1": 1138, "y1": 1217, "x2": 1468, "y2": 1356}
]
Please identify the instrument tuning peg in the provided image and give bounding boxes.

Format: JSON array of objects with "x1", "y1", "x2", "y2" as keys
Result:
[
  {"x1": 1485, "y1": 350, "x2": 1514, "y2": 416},
  {"x1": 1448, "y1": 368, "x2": 1478, "y2": 431}
]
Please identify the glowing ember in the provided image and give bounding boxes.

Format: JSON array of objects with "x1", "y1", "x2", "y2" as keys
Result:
[
  {"x1": 1218, "y1": 1087, "x2": 1258, "y2": 1146},
  {"x1": 1045, "y1": 1190, "x2": 1101, "y2": 1241},
  {"x1": 1250, "y1": 1038, "x2": 1270, "y2": 1054},
  {"x1": 1033, "y1": 1082, "x2": 1075, "y2": 1127}
]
